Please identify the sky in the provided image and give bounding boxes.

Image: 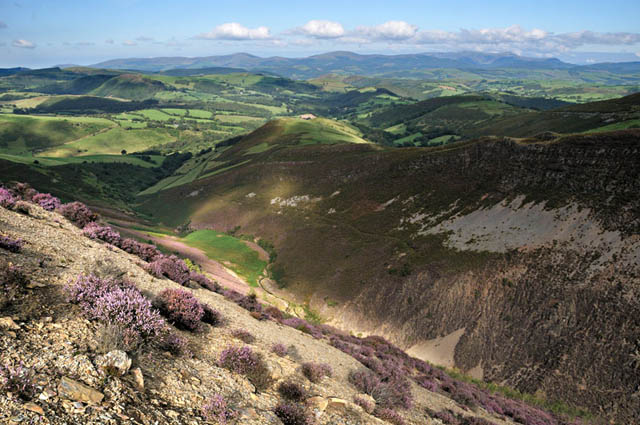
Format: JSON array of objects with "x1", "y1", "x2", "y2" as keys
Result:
[{"x1": 1, "y1": 0, "x2": 640, "y2": 68}]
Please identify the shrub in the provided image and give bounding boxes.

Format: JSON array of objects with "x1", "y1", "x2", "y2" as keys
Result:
[
  {"x1": 0, "y1": 362, "x2": 36, "y2": 400},
  {"x1": 0, "y1": 264, "x2": 28, "y2": 308},
  {"x1": 265, "y1": 306, "x2": 285, "y2": 321},
  {"x1": 219, "y1": 345, "x2": 272, "y2": 391},
  {"x1": 231, "y1": 328, "x2": 256, "y2": 343},
  {"x1": 273, "y1": 402, "x2": 311, "y2": 425},
  {"x1": 145, "y1": 255, "x2": 191, "y2": 285},
  {"x1": 433, "y1": 410, "x2": 460, "y2": 425},
  {"x1": 31, "y1": 192, "x2": 61, "y2": 211},
  {"x1": 202, "y1": 394, "x2": 237, "y2": 424},
  {"x1": 158, "y1": 332, "x2": 190, "y2": 356},
  {"x1": 277, "y1": 381, "x2": 307, "y2": 402},
  {"x1": 0, "y1": 187, "x2": 17, "y2": 209},
  {"x1": 373, "y1": 408, "x2": 406, "y2": 425},
  {"x1": 12, "y1": 183, "x2": 36, "y2": 201},
  {"x1": 189, "y1": 271, "x2": 213, "y2": 288},
  {"x1": 202, "y1": 304, "x2": 223, "y2": 326},
  {"x1": 0, "y1": 235, "x2": 23, "y2": 253},
  {"x1": 282, "y1": 317, "x2": 322, "y2": 339},
  {"x1": 82, "y1": 222, "x2": 122, "y2": 245},
  {"x1": 59, "y1": 201, "x2": 98, "y2": 228},
  {"x1": 66, "y1": 274, "x2": 165, "y2": 351},
  {"x1": 237, "y1": 293, "x2": 263, "y2": 313},
  {"x1": 348, "y1": 370, "x2": 412, "y2": 410},
  {"x1": 301, "y1": 362, "x2": 332, "y2": 383},
  {"x1": 271, "y1": 343, "x2": 288, "y2": 357},
  {"x1": 156, "y1": 288, "x2": 204, "y2": 331},
  {"x1": 354, "y1": 395, "x2": 375, "y2": 414},
  {"x1": 119, "y1": 238, "x2": 160, "y2": 262}
]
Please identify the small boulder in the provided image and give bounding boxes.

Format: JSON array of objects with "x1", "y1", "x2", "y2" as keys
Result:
[
  {"x1": 97, "y1": 350, "x2": 131, "y2": 377},
  {"x1": 0, "y1": 317, "x2": 20, "y2": 330},
  {"x1": 58, "y1": 376, "x2": 104, "y2": 404},
  {"x1": 306, "y1": 396, "x2": 328, "y2": 419},
  {"x1": 131, "y1": 367, "x2": 144, "y2": 391}
]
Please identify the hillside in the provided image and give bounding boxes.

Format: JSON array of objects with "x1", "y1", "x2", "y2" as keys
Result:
[
  {"x1": 135, "y1": 128, "x2": 640, "y2": 423},
  {"x1": 0, "y1": 189, "x2": 584, "y2": 425}
]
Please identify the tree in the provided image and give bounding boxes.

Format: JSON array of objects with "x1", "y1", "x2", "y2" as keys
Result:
[{"x1": 121, "y1": 149, "x2": 127, "y2": 155}]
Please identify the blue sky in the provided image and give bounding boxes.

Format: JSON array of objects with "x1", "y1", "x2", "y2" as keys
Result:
[{"x1": 1, "y1": 0, "x2": 640, "y2": 67}]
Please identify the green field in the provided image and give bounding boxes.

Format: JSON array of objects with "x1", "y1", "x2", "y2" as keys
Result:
[
  {"x1": 39, "y1": 127, "x2": 176, "y2": 157},
  {"x1": 181, "y1": 230, "x2": 267, "y2": 287}
]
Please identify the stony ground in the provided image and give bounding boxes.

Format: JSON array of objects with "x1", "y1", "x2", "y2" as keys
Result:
[{"x1": 0, "y1": 204, "x2": 515, "y2": 424}]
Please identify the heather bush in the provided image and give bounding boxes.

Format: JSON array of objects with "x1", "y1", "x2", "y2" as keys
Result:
[
  {"x1": 119, "y1": 238, "x2": 161, "y2": 262},
  {"x1": 0, "y1": 264, "x2": 28, "y2": 308},
  {"x1": 201, "y1": 304, "x2": 223, "y2": 326},
  {"x1": 82, "y1": 222, "x2": 122, "y2": 245},
  {"x1": 231, "y1": 328, "x2": 256, "y2": 343},
  {"x1": 156, "y1": 288, "x2": 204, "y2": 331},
  {"x1": 271, "y1": 343, "x2": 288, "y2": 357},
  {"x1": 282, "y1": 317, "x2": 322, "y2": 339},
  {"x1": 373, "y1": 408, "x2": 406, "y2": 425},
  {"x1": 353, "y1": 395, "x2": 375, "y2": 414},
  {"x1": 202, "y1": 394, "x2": 237, "y2": 424},
  {"x1": 158, "y1": 332, "x2": 190, "y2": 356},
  {"x1": 145, "y1": 255, "x2": 191, "y2": 285},
  {"x1": 237, "y1": 293, "x2": 263, "y2": 313},
  {"x1": 0, "y1": 235, "x2": 23, "y2": 253},
  {"x1": 0, "y1": 187, "x2": 17, "y2": 209},
  {"x1": 301, "y1": 362, "x2": 332, "y2": 383},
  {"x1": 277, "y1": 380, "x2": 307, "y2": 402},
  {"x1": 219, "y1": 345, "x2": 272, "y2": 391},
  {"x1": 348, "y1": 369, "x2": 412, "y2": 410},
  {"x1": 59, "y1": 201, "x2": 98, "y2": 227},
  {"x1": 12, "y1": 200, "x2": 31, "y2": 215},
  {"x1": 433, "y1": 409, "x2": 460, "y2": 425},
  {"x1": 12, "y1": 183, "x2": 36, "y2": 201},
  {"x1": 0, "y1": 362, "x2": 36, "y2": 400},
  {"x1": 66, "y1": 274, "x2": 165, "y2": 351},
  {"x1": 189, "y1": 271, "x2": 213, "y2": 289},
  {"x1": 32, "y1": 192, "x2": 61, "y2": 211},
  {"x1": 265, "y1": 305, "x2": 285, "y2": 321},
  {"x1": 273, "y1": 402, "x2": 311, "y2": 425}
]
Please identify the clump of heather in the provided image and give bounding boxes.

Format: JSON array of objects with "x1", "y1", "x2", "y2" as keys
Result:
[
  {"x1": 202, "y1": 394, "x2": 237, "y2": 424},
  {"x1": 301, "y1": 362, "x2": 332, "y2": 383},
  {"x1": 0, "y1": 187, "x2": 17, "y2": 209},
  {"x1": 373, "y1": 408, "x2": 406, "y2": 425},
  {"x1": 273, "y1": 402, "x2": 311, "y2": 425},
  {"x1": 0, "y1": 362, "x2": 37, "y2": 401},
  {"x1": 231, "y1": 328, "x2": 256, "y2": 343},
  {"x1": 219, "y1": 345, "x2": 272, "y2": 391},
  {"x1": 354, "y1": 395, "x2": 375, "y2": 414},
  {"x1": 66, "y1": 274, "x2": 165, "y2": 351},
  {"x1": 119, "y1": 238, "x2": 161, "y2": 262},
  {"x1": 0, "y1": 235, "x2": 23, "y2": 253},
  {"x1": 12, "y1": 183, "x2": 36, "y2": 201},
  {"x1": 348, "y1": 369, "x2": 413, "y2": 410},
  {"x1": 189, "y1": 271, "x2": 214, "y2": 289},
  {"x1": 281, "y1": 317, "x2": 322, "y2": 339},
  {"x1": 31, "y1": 192, "x2": 61, "y2": 211},
  {"x1": 201, "y1": 304, "x2": 223, "y2": 326},
  {"x1": 82, "y1": 222, "x2": 122, "y2": 245},
  {"x1": 156, "y1": 288, "x2": 204, "y2": 331},
  {"x1": 158, "y1": 332, "x2": 190, "y2": 357},
  {"x1": 59, "y1": 201, "x2": 98, "y2": 228},
  {"x1": 278, "y1": 380, "x2": 307, "y2": 402},
  {"x1": 237, "y1": 293, "x2": 263, "y2": 313},
  {"x1": 271, "y1": 343, "x2": 288, "y2": 357},
  {"x1": 145, "y1": 255, "x2": 191, "y2": 285}
]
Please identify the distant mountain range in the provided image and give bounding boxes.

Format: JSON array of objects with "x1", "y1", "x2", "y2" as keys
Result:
[{"x1": 87, "y1": 51, "x2": 640, "y2": 79}]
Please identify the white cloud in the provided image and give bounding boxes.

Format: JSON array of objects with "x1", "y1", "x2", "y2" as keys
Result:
[
  {"x1": 297, "y1": 20, "x2": 344, "y2": 39},
  {"x1": 122, "y1": 40, "x2": 137, "y2": 46},
  {"x1": 636, "y1": 52, "x2": 640, "y2": 58},
  {"x1": 196, "y1": 22, "x2": 271, "y2": 40},
  {"x1": 356, "y1": 21, "x2": 418, "y2": 41},
  {"x1": 12, "y1": 39, "x2": 35, "y2": 49}
]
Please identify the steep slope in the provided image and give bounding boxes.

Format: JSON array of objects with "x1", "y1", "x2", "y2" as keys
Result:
[
  {"x1": 0, "y1": 193, "x2": 570, "y2": 425},
  {"x1": 137, "y1": 128, "x2": 640, "y2": 423}
]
